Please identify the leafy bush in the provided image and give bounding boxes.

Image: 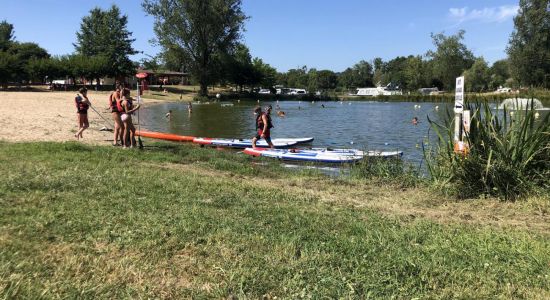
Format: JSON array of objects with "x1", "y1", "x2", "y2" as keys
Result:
[{"x1": 426, "y1": 99, "x2": 550, "y2": 200}]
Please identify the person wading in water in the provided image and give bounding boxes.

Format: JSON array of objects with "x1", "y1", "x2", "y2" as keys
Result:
[{"x1": 252, "y1": 105, "x2": 274, "y2": 149}]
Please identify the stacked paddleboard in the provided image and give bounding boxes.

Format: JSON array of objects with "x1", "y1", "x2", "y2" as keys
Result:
[
  {"x1": 193, "y1": 137, "x2": 314, "y2": 149},
  {"x1": 136, "y1": 130, "x2": 194, "y2": 142},
  {"x1": 243, "y1": 148, "x2": 403, "y2": 164},
  {"x1": 134, "y1": 130, "x2": 404, "y2": 164}
]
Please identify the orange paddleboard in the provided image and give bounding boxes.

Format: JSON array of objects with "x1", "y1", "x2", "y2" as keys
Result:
[{"x1": 136, "y1": 130, "x2": 195, "y2": 142}]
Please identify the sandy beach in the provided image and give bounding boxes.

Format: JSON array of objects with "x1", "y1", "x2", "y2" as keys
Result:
[{"x1": 0, "y1": 91, "x2": 158, "y2": 144}]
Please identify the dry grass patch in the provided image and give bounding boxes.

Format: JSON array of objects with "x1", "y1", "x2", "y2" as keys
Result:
[{"x1": 151, "y1": 160, "x2": 550, "y2": 234}]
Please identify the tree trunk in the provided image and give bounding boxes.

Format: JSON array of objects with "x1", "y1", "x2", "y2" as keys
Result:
[
  {"x1": 199, "y1": 68, "x2": 208, "y2": 96},
  {"x1": 96, "y1": 77, "x2": 100, "y2": 91}
]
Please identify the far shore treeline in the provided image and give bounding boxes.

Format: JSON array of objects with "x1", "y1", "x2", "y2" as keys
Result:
[{"x1": 0, "y1": 0, "x2": 548, "y2": 97}]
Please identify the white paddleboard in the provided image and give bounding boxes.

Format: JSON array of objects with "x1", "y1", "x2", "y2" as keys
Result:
[
  {"x1": 243, "y1": 148, "x2": 402, "y2": 163},
  {"x1": 193, "y1": 137, "x2": 313, "y2": 149}
]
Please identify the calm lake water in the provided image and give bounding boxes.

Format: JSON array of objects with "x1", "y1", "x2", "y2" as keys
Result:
[{"x1": 139, "y1": 100, "x2": 455, "y2": 167}]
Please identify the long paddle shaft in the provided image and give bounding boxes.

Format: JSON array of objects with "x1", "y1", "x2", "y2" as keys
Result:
[
  {"x1": 89, "y1": 104, "x2": 114, "y2": 130},
  {"x1": 137, "y1": 80, "x2": 143, "y2": 149}
]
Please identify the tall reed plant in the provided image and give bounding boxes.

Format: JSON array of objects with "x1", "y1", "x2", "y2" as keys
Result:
[{"x1": 425, "y1": 99, "x2": 550, "y2": 200}]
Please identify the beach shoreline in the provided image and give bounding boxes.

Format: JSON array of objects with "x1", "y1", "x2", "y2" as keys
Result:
[{"x1": 0, "y1": 91, "x2": 173, "y2": 144}]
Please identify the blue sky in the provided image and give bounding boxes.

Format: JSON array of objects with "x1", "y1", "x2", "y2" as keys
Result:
[{"x1": 1, "y1": 0, "x2": 519, "y2": 72}]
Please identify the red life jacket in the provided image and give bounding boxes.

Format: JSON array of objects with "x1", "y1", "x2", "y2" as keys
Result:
[
  {"x1": 75, "y1": 94, "x2": 89, "y2": 112},
  {"x1": 256, "y1": 112, "x2": 273, "y2": 131},
  {"x1": 118, "y1": 97, "x2": 133, "y2": 113},
  {"x1": 116, "y1": 98, "x2": 124, "y2": 113}
]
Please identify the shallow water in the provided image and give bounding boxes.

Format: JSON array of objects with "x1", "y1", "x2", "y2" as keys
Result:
[{"x1": 139, "y1": 100, "x2": 454, "y2": 167}]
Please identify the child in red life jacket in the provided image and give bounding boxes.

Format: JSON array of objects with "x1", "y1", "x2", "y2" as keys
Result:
[
  {"x1": 74, "y1": 87, "x2": 90, "y2": 140},
  {"x1": 252, "y1": 105, "x2": 274, "y2": 149}
]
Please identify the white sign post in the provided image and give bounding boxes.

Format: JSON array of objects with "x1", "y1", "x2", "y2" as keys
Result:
[
  {"x1": 454, "y1": 76, "x2": 465, "y2": 142},
  {"x1": 454, "y1": 76, "x2": 464, "y2": 114}
]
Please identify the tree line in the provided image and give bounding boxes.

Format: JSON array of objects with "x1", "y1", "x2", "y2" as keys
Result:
[
  {"x1": 1, "y1": 0, "x2": 548, "y2": 95},
  {"x1": 0, "y1": 5, "x2": 136, "y2": 89},
  {"x1": 144, "y1": 0, "x2": 549, "y2": 95}
]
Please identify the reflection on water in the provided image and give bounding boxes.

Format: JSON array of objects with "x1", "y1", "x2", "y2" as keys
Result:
[{"x1": 139, "y1": 100, "x2": 454, "y2": 166}]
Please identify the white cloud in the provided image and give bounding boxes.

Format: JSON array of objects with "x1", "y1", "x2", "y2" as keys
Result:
[{"x1": 448, "y1": 5, "x2": 519, "y2": 25}]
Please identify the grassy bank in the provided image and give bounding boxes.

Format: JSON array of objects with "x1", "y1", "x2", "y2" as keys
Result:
[{"x1": 1, "y1": 142, "x2": 549, "y2": 298}]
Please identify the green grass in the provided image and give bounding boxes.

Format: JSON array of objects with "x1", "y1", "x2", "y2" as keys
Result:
[{"x1": 1, "y1": 142, "x2": 549, "y2": 298}]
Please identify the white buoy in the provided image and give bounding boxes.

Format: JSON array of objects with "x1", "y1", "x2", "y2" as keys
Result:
[
  {"x1": 535, "y1": 112, "x2": 540, "y2": 119},
  {"x1": 216, "y1": 93, "x2": 221, "y2": 99},
  {"x1": 237, "y1": 99, "x2": 241, "y2": 103},
  {"x1": 312, "y1": 101, "x2": 315, "y2": 104},
  {"x1": 435, "y1": 105, "x2": 439, "y2": 110},
  {"x1": 350, "y1": 141, "x2": 354, "y2": 145},
  {"x1": 257, "y1": 99, "x2": 260, "y2": 103}
]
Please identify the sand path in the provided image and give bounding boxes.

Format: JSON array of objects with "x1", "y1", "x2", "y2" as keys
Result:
[{"x1": 0, "y1": 91, "x2": 159, "y2": 144}]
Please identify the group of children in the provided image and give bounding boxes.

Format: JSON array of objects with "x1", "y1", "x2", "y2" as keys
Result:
[
  {"x1": 73, "y1": 84, "x2": 141, "y2": 148},
  {"x1": 109, "y1": 84, "x2": 141, "y2": 147}
]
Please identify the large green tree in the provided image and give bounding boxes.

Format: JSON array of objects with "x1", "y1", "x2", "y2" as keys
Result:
[
  {"x1": 403, "y1": 55, "x2": 428, "y2": 90},
  {"x1": 488, "y1": 59, "x2": 511, "y2": 90},
  {"x1": 0, "y1": 20, "x2": 15, "y2": 51},
  {"x1": 337, "y1": 60, "x2": 374, "y2": 89},
  {"x1": 507, "y1": 0, "x2": 550, "y2": 88},
  {"x1": 316, "y1": 70, "x2": 338, "y2": 91},
  {"x1": 252, "y1": 58, "x2": 277, "y2": 90},
  {"x1": 380, "y1": 56, "x2": 408, "y2": 88},
  {"x1": 464, "y1": 57, "x2": 491, "y2": 92},
  {"x1": 284, "y1": 66, "x2": 309, "y2": 88},
  {"x1": 221, "y1": 43, "x2": 256, "y2": 91},
  {"x1": 74, "y1": 5, "x2": 137, "y2": 85},
  {"x1": 143, "y1": 0, "x2": 247, "y2": 96},
  {"x1": 427, "y1": 30, "x2": 475, "y2": 90},
  {"x1": 7, "y1": 42, "x2": 50, "y2": 84},
  {"x1": 0, "y1": 51, "x2": 17, "y2": 88}
]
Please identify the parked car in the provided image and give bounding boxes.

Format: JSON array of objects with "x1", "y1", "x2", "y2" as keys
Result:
[
  {"x1": 290, "y1": 89, "x2": 307, "y2": 95},
  {"x1": 496, "y1": 87, "x2": 512, "y2": 93},
  {"x1": 258, "y1": 89, "x2": 271, "y2": 94}
]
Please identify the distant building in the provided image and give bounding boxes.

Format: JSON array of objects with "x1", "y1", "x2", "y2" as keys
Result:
[{"x1": 356, "y1": 84, "x2": 402, "y2": 96}]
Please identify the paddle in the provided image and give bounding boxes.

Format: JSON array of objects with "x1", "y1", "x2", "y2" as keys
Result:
[
  {"x1": 89, "y1": 104, "x2": 114, "y2": 132},
  {"x1": 136, "y1": 74, "x2": 148, "y2": 150}
]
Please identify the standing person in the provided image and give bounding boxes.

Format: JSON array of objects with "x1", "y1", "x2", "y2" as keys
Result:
[
  {"x1": 119, "y1": 89, "x2": 141, "y2": 148},
  {"x1": 187, "y1": 102, "x2": 193, "y2": 114},
  {"x1": 252, "y1": 105, "x2": 274, "y2": 149},
  {"x1": 109, "y1": 84, "x2": 123, "y2": 146},
  {"x1": 74, "y1": 87, "x2": 90, "y2": 140}
]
